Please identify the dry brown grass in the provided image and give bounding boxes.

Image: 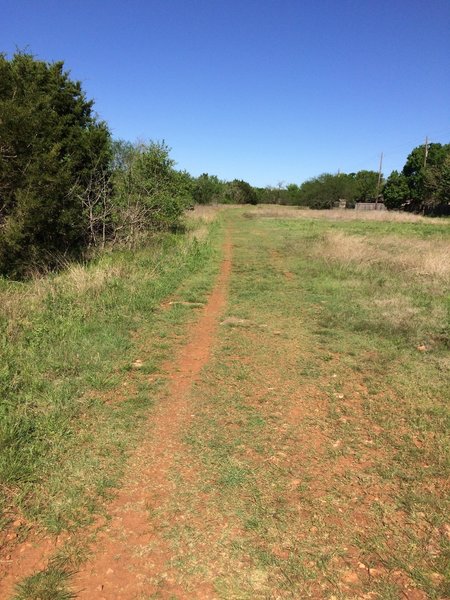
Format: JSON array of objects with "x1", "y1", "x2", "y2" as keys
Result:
[
  {"x1": 187, "y1": 205, "x2": 223, "y2": 222},
  {"x1": 62, "y1": 263, "x2": 126, "y2": 297},
  {"x1": 245, "y1": 204, "x2": 445, "y2": 224},
  {"x1": 371, "y1": 294, "x2": 447, "y2": 338},
  {"x1": 0, "y1": 279, "x2": 47, "y2": 339},
  {"x1": 312, "y1": 229, "x2": 449, "y2": 341},
  {"x1": 185, "y1": 205, "x2": 223, "y2": 241},
  {"x1": 317, "y1": 230, "x2": 450, "y2": 286},
  {"x1": 0, "y1": 262, "x2": 127, "y2": 340}
]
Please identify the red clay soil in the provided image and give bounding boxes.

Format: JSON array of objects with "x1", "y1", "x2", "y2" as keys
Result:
[
  {"x1": 0, "y1": 531, "x2": 69, "y2": 599},
  {"x1": 71, "y1": 234, "x2": 232, "y2": 599},
  {"x1": 0, "y1": 233, "x2": 232, "y2": 600}
]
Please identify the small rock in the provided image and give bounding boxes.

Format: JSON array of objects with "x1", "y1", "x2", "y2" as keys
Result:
[
  {"x1": 341, "y1": 571, "x2": 359, "y2": 585},
  {"x1": 132, "y1": 359, "x2": 143, "y2": 369},
  {"x1": 96, "y1": 584, "x2": 104, "y2": 591},
  {"x1": 106, "y1": 568, "x2": 114, "y2": 575},
  {"x1": 416, "y1": 344, "x2": 427, "y2": 352},
  {"x1": 369, "y1": 567, "x2": 385, "y2": 578},
  {"x1": 221, "y1": 317, "x2": 250, "y2": 327}
]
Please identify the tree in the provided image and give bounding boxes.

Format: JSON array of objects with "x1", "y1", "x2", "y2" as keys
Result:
[
  {"x1": 420, "y1": 154, "x2": 450, "y2": 214},
  {"x1": 436, "y1": 155, "x2": 450, "y2": 206},
  {"x1": 293, "y1": 173, "x2": 350, "y2": 209},
  {"x1": 224, "y1": 180, "x2": 258, "y2": 205},
  {"x1": 286, "y1": 183, "x2": 302, "y2": 205},
  {"x1": 0, "y1": 52, "x2": 111, "y2": 277},
  {"x1": 192, "y1": 173, "x2": 224, "y2": 205},
  {"x1": 353, "y1": 170, "x2": 380, "y2": 202},
  {"x1": 402, "y1": 142, "x2": 450, "y2": 211},
  {"x1": 383, "y1": 170, "x2": 409, "y2": 209},
  {"x1": 111, "y1": 140, "x2": 191, "y2": 245}
]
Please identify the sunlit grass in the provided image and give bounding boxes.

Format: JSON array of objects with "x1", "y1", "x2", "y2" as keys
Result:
[{"x1": 0, "y1": 223, "x2": 220, "y2": 533}]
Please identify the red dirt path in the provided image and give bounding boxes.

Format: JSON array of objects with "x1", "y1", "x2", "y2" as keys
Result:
[
  {"x1": 0, "y1": 233, "x2": 231, "y2": 600},
  {"x1": 71, "y1": 233, "x2": 233, "y2": 599}
]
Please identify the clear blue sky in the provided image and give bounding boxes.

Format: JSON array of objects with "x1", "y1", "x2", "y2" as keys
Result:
[{"x1": 2, "y1": 0, "x2": 449, "y2": 186}]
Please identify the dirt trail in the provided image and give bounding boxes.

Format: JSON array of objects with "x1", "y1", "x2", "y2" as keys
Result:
[{"x1": 70, "y1": 233, "x2": 232, "y2": 599}]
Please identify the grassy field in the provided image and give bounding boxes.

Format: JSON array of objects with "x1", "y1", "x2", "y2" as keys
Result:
[
  {"x1": 1, "y1": 206, "x2": 449, "y2": 599},
  {"x1": 0, "y1": 214, "x2": 221, "y2": 536},
  {"x1": 148, "y1": 207, "x2": 449, "y2": 598}
]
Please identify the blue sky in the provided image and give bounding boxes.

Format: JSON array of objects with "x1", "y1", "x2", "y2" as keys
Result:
[{"x1": 1, "y1": 0, "x2": 449, "y2": 186}]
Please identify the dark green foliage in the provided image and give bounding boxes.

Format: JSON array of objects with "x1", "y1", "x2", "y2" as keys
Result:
[
  {"x1": 0, "y1": 52, "x2": 111, "y2": 277},
  {"x1": 254, "y1": 185, "x2": 293, "y2": 205},
  {"x1": 111, "y1": 140, "x2": 192, "y2": 243},
  {"x1": 402, "y1": 143, "x2": 450, "y2": 207},
  {"x1": 383, "y1": 170, "x2": 410, "y2": 209},
  {"x1": 192, "y1": 173, "x2": 224, "y2": 205},
  {"x1": 285, "y1": 171, "x2": 380, "y2": 209},
  {"x1": 224, "y1": 179, "x2": 258, "y2": 205},
  {"x1": 303, "y1": 173, "x2": 346, "y2": 208},
  {"x1": 382, "y1": 142, "x2": 450, "y2": 213},
  {"x1": 286, "y1": 183, "x2": 302, "y2": 205},
  {"x1": 353, "y1": 170, "x2": 380, "y2": 202}
]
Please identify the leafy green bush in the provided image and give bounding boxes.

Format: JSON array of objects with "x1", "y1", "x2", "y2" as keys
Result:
[{"x1": 110, "y1": 141, "x2": 192, "y2": 245}]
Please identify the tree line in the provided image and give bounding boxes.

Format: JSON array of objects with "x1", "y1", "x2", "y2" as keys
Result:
[
  {"x1": 254, "y1": 144, "x2": 450, "y2": 212},
  {"x1": 0, "y1": 53, "x2": 262, "y2": 278},
  {"x1": 195, "y1": 142, "x2": 450, "y2": 214},
  {"x1": 1, "y1": 52, "x2": 448, "y2": 277}
]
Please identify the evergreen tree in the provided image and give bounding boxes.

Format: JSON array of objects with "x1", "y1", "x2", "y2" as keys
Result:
[{"x1": 0, "y1": 52, "x2": 110, "y2": 277}]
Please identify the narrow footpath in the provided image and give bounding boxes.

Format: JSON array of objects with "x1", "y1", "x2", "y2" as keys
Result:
[{"x1": 72, "y1": 232, "x2": 233, "y2": 599}]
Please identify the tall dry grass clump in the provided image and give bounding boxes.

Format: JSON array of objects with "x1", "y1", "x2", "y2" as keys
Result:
[
  {"x1": 186, "y1": 205, "x2": 222, "y2": 241},
  {"x1": 62, "y1": 263, "x2": 126, "y2": 297},
  {"x1": 318, "y1": 231, "x2": 450, "y2": 288},
  {"x1": 312, "y1": 228, "x2": 449, "y2": 345},
  {"x1": 246, "y1": 204, "x2": 445, "y2": 224},
  {"x1": 0, "y1": 262, "x2": 127, "y2": 340}
]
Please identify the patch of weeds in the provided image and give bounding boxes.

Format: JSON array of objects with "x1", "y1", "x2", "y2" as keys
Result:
[
  {"x1": 14, "y1": 568, "x2": 74, "y2": 600},
  {"x1": 219, "y1": 464, "x2": 248, "y2": 488}
]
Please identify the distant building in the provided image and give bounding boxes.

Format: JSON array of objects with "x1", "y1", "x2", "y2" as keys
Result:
[{"x1": 355, "y1": 202, "x2": 386, "y2": 211}]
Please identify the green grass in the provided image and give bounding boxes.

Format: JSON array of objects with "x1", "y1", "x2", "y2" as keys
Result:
[
  {"x1": 170, "y1": 208, "x2": 449, "y2": 598},
  {"x1": 0, "y1": 220, "x2": 222, "y2": 534},
  {"x1": 5, "y1": 206, "x2": 449, "y2": 599},
  {"x1": 14, "y1": 568, "x2": 75, "y2": 600}
]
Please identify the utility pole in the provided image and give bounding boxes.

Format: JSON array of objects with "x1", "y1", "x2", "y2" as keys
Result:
[
  {"x1": 423, "y1": 136, "x2": 429, "y2": 168},
  {"x1": 375, "y1": 152, "x2": 383, "y2": 205}
]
